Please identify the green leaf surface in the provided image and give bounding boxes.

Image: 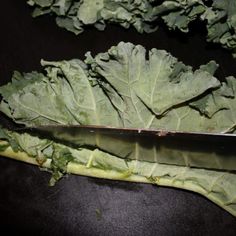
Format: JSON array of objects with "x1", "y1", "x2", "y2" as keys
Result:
[
  {"x1": 27, "y1": 0, "x2": 236, "y2": 56},
  {"x1": 88, "y1": 42, "x2": 220, "y2": 116},
  {"x1": 1, "y1": 42, "x2": 236, "y2": 133}
]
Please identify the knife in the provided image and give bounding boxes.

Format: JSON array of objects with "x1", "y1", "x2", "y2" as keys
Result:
[{"x1": 15, "y1": 125, "x2": 236, "y2": 171}]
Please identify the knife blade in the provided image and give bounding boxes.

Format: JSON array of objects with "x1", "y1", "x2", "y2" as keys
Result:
[{"x1": 15, "y1": 125, "x2": 236, "y2": 171}]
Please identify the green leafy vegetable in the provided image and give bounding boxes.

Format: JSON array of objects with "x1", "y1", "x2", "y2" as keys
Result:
[
  {"x1": 0, "y1": 42, "x2": 236, "y2": 216},
  {"x1": 151, "y1": 0, "x2": 206, "y2": 32},
  {"x1": 27, "y1": 0, "x2": 236, "y2": 56},
  {"x1": 1, "y1": 42, "x2": 235, "y2": 132},
  {"x1": 0, "y1": 129, "x2": 236, "y2": 216},
  {"x1": 201, "y1": 0, "x2": 236, "y2": 57}
]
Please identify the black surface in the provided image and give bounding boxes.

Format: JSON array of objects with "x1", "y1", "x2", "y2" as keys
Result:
[{"x1": 0, "y1": 1, "x2": 236, "y2": 235}]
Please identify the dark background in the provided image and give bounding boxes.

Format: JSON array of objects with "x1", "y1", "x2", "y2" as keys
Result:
[{"x1": 0, "y1": 1, "x2": 236, "y2": 235}]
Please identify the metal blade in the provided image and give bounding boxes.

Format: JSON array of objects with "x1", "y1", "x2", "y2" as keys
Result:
[{"x1": 16, "y1": 125, "x2": 236, "y2": 171}]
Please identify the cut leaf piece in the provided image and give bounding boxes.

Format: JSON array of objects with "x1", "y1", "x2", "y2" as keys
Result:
[{"x1": 0, "y1": 129, "x2": 236, "y2": 217}]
